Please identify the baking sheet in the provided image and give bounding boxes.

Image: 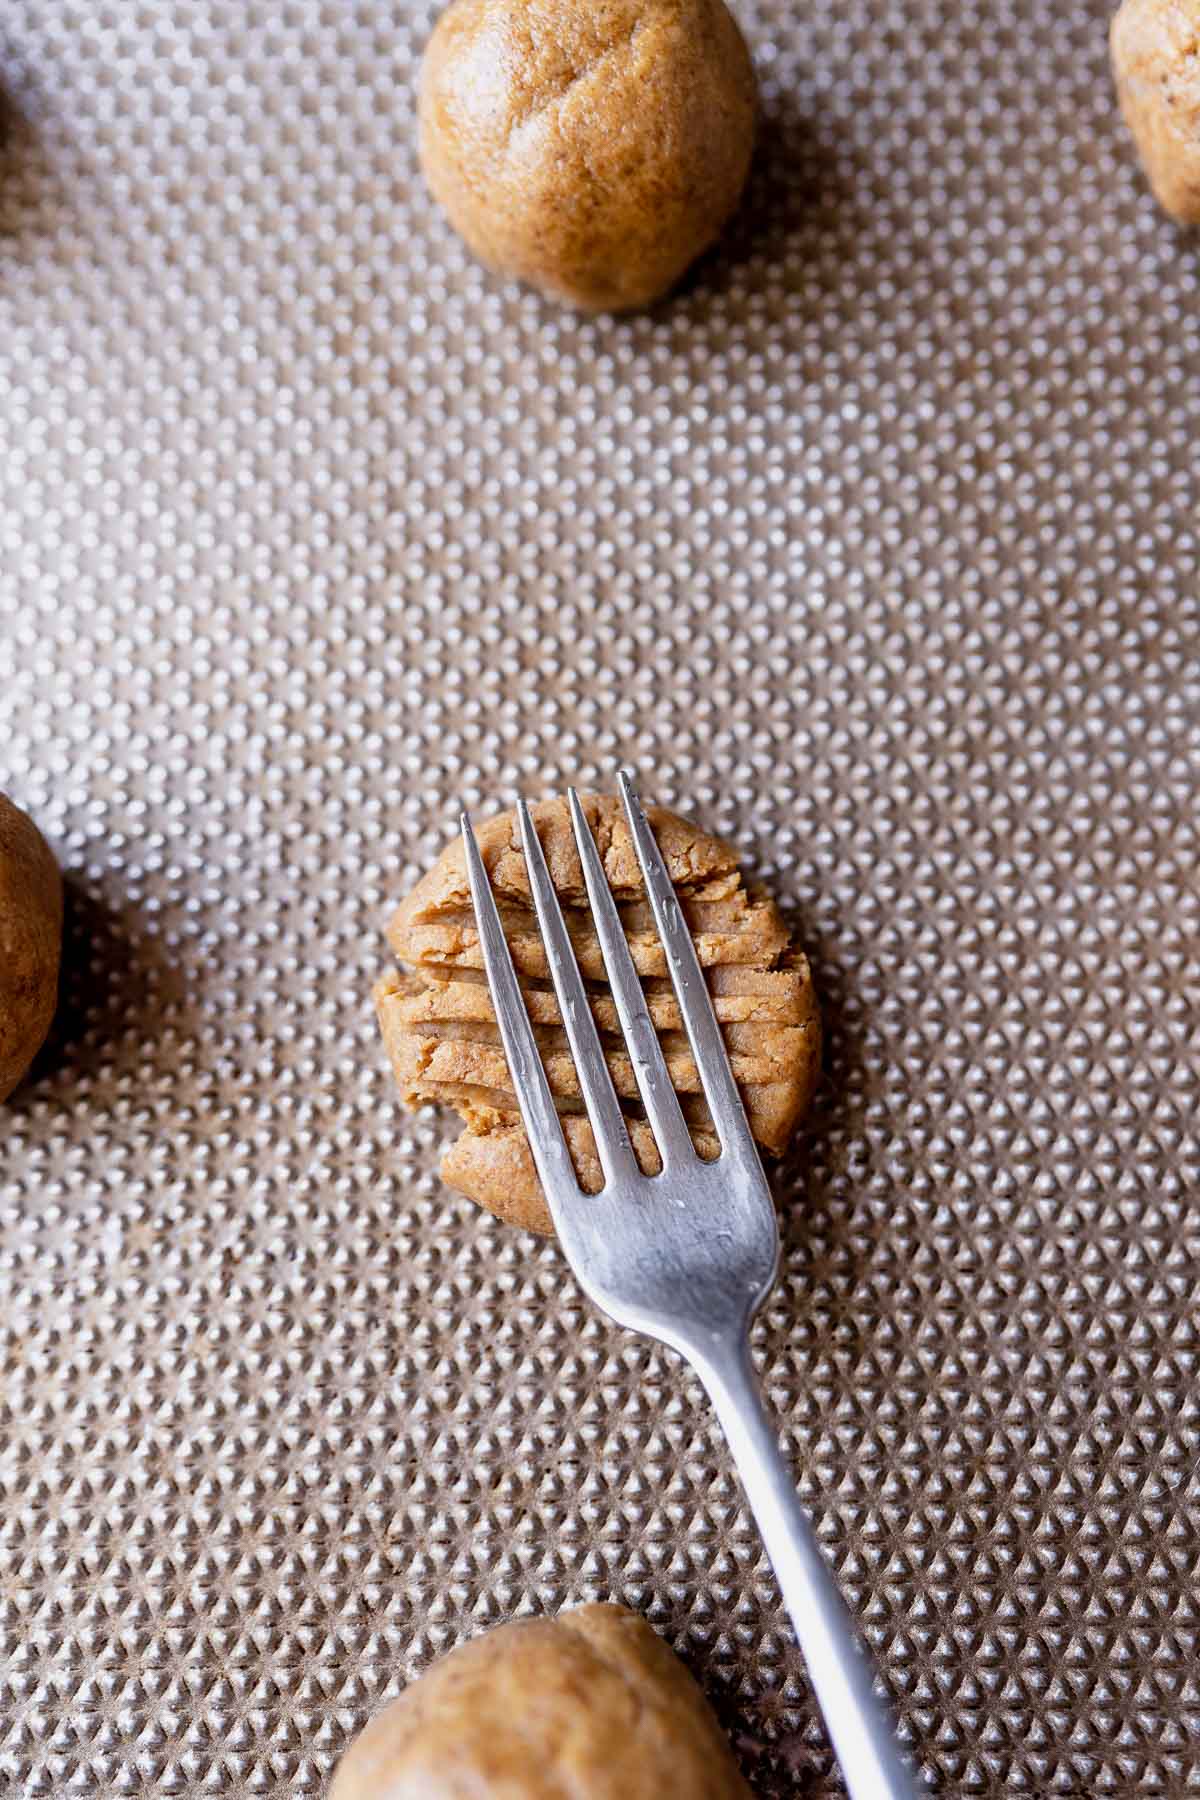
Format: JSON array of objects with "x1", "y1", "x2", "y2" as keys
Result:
[{"x1": 1, "y1": 0, "x2": 1199, "y2": 1793}]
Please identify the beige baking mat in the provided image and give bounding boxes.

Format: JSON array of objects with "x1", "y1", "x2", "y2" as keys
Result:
[{"x1": 1, "y1": 0, "x2": 1198, "y2": 1793}]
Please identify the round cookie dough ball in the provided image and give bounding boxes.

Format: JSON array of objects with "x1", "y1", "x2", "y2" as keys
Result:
[
  {"x1": 0, "y1": 794, "x2": 62, "y2": 1102},
  {"x1": 1111, "y1": 0, "x2": 1200, "y2": 222},
  {"x1": 418, "y1": 0, "x2": 758, "y2": 311},
  {"x1": 329, "y1": 1603, "x2": 753, "y2": 1800}
]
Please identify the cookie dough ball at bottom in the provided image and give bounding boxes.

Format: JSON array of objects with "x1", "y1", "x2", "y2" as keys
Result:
[{"x1": 328, "y1": 1604, "x2": 753, "y2": 1799}]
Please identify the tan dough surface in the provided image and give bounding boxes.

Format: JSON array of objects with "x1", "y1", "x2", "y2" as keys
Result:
[
  {"x1": 0, "y1": 795, "x2": 63, "y2": 1104},
  {"x1": 418, "y1": 0, "x2": 757, "y2": 311},
  {"x1": 376, "y1": 793, "x2": 821, "y2": 1234},
  {"x1": 1111, "y1": 0, "x2": 1200, "y2": 221},
  {"x1": 328, "y1": 1602, "x2": 753, "y2": 1800}
]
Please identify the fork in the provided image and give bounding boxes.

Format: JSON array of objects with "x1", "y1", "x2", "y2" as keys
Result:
[{"x1": 460, "y1": 772, "x2": 923, "y2": 1800}]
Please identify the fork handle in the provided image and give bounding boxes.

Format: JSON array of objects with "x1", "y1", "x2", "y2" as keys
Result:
[{"x1": 698, "y1": 1338, "x2": 925, "y2": 1800}]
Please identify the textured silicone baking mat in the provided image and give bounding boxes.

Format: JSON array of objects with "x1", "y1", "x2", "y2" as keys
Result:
[{"x1": 2, "y1": 0, "x2": 1199, "y2": 1793}]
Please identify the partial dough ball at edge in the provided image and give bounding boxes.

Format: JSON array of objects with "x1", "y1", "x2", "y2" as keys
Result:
[
  {"x1": 0, "y1": 795, "x2": 63, "y2": 1103},
  {"x1": 1111, "y1": 0, "x2": 1200, "y2": 223}
]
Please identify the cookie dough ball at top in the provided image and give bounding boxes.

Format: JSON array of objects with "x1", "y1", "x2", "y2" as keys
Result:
[
  {"x1": 418, "y1": 0, "x2": 758, "y2": 310},
  {"x1": 1111, "y1": 0, "x2": 1200, "y2": 222}
]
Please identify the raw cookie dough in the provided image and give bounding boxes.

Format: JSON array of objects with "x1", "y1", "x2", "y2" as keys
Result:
[
  {"x1": 418, "y1": 0, "x2": 758, "y2": 311},
  {"x1": 1111, "y1": 0, "x2": 1200, "y2": 222},
  {"x1": 0, "y1": 794, "x2": 62, "y2": 1102},
  {"x1": 328, "y1": 1603, "x2": 753, "y2": 1800},
  {"x1": 375, "y1": 793, "x2": 821, "y2": 1234}
]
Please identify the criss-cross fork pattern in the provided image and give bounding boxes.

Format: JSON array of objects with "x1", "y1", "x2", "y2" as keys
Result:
[
  {"x1": 461, "y1": 776, "x2": 756, "y2": 1209},
  {"x1": 460, "y1": 772, "x2": 924, "y2": 1800}
]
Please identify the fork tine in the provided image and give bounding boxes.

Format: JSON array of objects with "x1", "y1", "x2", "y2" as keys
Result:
[
  {"x1": 567, "y1": 788, "x2": 695, "y2": 1169},
  {"x1": 617, "y1": 770, "x2": 750, "y2": 1153},
  {"x1": 517, "y1": 799, "x2": 640, "y2": 1187},
  {"x1": 460, "y1": 811, "x2": 581, "y2": 1203}
]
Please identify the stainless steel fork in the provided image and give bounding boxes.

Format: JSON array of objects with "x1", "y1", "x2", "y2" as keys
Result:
[{"x1": 461, "y1": 772, "x2": 923, "y2": 1800}]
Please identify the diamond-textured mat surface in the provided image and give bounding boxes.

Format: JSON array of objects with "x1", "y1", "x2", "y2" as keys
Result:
[{"x1": 1, "y1": 0, "x2": 1199, "y2": 1793}]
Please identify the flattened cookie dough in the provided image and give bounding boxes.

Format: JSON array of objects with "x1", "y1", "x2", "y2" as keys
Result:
[{"x1": 375, "y1": 794, "x2": 821, "y2": 1234}]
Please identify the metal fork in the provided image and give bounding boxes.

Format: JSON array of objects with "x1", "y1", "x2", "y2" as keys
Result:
[{"x1": 461, "y1": 772, "x2": 922, "y2": 1800}]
